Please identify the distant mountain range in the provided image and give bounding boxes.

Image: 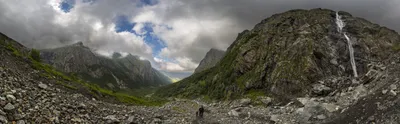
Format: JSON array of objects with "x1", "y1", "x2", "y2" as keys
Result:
[{"x1": 40, "y1": 42, "x2": 171, "y2": 90}]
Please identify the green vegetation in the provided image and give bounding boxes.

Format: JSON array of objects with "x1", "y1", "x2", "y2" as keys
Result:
[
  {"x1": 5, "y1": 43, "x2": 22, "y2": 57},
  {"x1": 202, "y1": 95, "x2": 212, "y2": 103},
  {"x1": 30, "y1": 49, "x2": 41, "y2": 62},
  {"x1": 199, "y1": 80, "x2": 206, "y2": 87},
  {"x1": 245, "y1": 90, "x2": 266, "y2": 100},
  {"x1": 393, "y1": 43, "x2": 400, "y2": 51},
  {"x1": 120, "y1": 87, "x2": 159, "y2": 97},
  {"x1": 172, "y1": 106, "x2": 186, "y2": 113}
]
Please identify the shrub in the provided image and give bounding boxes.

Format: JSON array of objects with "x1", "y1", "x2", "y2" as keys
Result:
[{"x1": 30, "y1": 49, "x2": 41, "y2": 62}]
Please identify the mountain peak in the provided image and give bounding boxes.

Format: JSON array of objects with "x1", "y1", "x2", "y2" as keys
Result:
[
  {"x1": 209, "y1": 48, "x2": 224, "y2": 53},
  {"x1": 72, "y1": 41, "x2": 84, "y2": 47},
  {"x1": 194, "y1": 48, "x2": 225, "y2": 73}
]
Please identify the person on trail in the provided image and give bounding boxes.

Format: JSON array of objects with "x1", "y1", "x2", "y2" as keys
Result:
[{"x1": 198, "y1": 106, "x2": 204, "y2": 118}]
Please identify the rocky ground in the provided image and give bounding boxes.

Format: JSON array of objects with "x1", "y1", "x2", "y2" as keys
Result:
[
  {"x1": 1, "y1": 59, "x2": 400, "y2": 124},
  {"x1": 0, "y1": 63, "x2": 271, "y2": 124}
]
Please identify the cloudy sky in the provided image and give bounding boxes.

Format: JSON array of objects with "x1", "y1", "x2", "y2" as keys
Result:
[{"x1": 0, "y1": 0, "x2": 399, "y2": 79}]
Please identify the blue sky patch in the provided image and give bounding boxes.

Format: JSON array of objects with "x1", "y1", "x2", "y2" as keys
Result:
[
  {"x1": 59, "y1": 0, "x2": 75, "y2": 13},
  {"x1": 137, "y1": 0, "x2": 159, "y2": 7},
  {"x1": 142, "y1": 23, "x2": 166, "y2": 55},
  {"x1": 114, "y1": 16, "x2": 166, "y2": 56},
  {"x1": 115, "y1": 15, "x2": 136, "y2": 33}
]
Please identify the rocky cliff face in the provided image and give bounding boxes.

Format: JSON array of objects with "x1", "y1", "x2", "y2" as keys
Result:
[
  {"x1": 155, "y1": 8, "x2": 400, "y2": 100},
  {"x1": 40, "y1": 42, "x2": 171, "y2": 89},
  {"x1": 194, "y1": 48, "x2": 225, "y2": 73}
]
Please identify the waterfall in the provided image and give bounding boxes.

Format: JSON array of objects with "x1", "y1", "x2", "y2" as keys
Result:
[
  {"x1": 335, "y1": 12, "x2": 345, "y2": 32},
  {"x1": 344, "y1": 33, "x2": 358, "y2": 77},
  {"x1": 335, "y1": 12, "x2": 358, "y2": 77}
]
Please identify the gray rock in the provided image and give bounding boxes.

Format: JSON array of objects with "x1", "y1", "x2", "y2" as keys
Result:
[
  {"x1": 317, "y1": 114, "x2": 327, "y2": 120},
  {"x1": 53, "y1": 110, "x2": 61, "y2": 116},
  {"x1": 53, "y1": 117, "x2": 60, "y2": 123},
  {"x1": 17, "y1": 120, "x2": 25, "y2": 124},
  {"x1": 14, "y1": 114, "x2": 24, "y2": 120},
  {"x1": 312, "y1": 84, "x2": 333, "y2": 96},
  {"x1": 260, "y1": 97, "x2": 272, "y2": 106},
  {"x1": 38, "y1": 83, "x2": 48, "y2": 89},
  {"x1": 228, "y1": 109, "x2": 239, "y2": 117},
  {"x1": 4, "y1": 103, "x2": 15, "y2": 110},
  {"x1": 240, "y1": 98, "x2": 252, "y2": 106},
  {"x1": 79, "y1": 103, "x2": 86, "y2": 109},
  {"x1": 6, "y1": 94, "x2": 16, "y2": 101},
  {"x1": 382, "y1": 89, "x2": 388, "y2": 94},
  {"x1": 390, "y1": 84, "x2": 397, "y2": 90},
  {"x1": 270, "y1": 115, "x2": 280, "y2": 122},
  {"x1": 322, "y1": 103, "x2": 339, "y2": 113},
  {"x1": 151, "y1": 118, "x2": 162, "y2": 124},
  {"x1": 126, "y1": 116, "x2": 135, "y2": 123},
  {"x1": 0, "y1": 110, "x2": 6, "y2": 115},
  {"x1": 390, "y1": 90, "x2": 397, "y2": 96},
  {"x1": 297, "y1": 97, "x2": 312, "y2": 105},
  {"x1": 354, "y1": 85, "x2": 368, "y2": 98},
  {"x1": 0, "y1": 115, "x2": 7, "y2": 123},
  {"x1": 104, "y1": 115, "x2": 119, "y2": 123},
  {"x1": 71, "y1": 118, "x2": 82, "y2": 123},
  {"x1": 330, "y1": 59, "x2": 338, "y2": 65},
  {"x1": 295, "y1": 107, "x2": 312, "y2": 122}
]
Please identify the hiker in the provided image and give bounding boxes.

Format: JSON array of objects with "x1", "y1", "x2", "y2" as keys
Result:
[{"x1": 198, "y1": 106, "x2": 204, "y2": 118}]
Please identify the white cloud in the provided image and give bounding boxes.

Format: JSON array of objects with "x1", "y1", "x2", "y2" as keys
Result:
[
  {"x1": 132, "y1": 10, "x2": 159, "y2": 23},
  {"x1": 154, "y1": 57, "x2": 188, "y2": 72},
  {"x1": 132, "y1": 23, "x2": 145, "y2": 34}
]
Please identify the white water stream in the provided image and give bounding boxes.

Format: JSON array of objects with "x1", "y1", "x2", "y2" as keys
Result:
[{"x1": 336, "y1": 12, "x2": 358, "y2": 77}]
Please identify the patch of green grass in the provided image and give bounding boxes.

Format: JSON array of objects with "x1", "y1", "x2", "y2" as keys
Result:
[
  {"x1": 32, "y1": 61, "x2": 73, "y2": 81},
  {"x1": 5, "y1": 43, "x2": 22, "y2": 57},
  {"x1": 199, "y1": 80, "x2": 206, "y2": 87},
  {"x1": 172, "y1": 106, "x2": 186, "y2": 113},
  {"x1": 202, "y1": 95, "x2": 212, "y2": 103},
  {"x1": 245, "y1": 89, "x2": 266, "y2": 100},
  {"x1": 393, "y1": 43, "x2": 400, "y2": 51},
  {"x1": 30, "y1": 49, "x2": 41, "y2": 62}
]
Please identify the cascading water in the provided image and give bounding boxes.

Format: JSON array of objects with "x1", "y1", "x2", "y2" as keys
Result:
[{"x1": 336, "y1": 12, "x2": 358, "y2": 77}]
